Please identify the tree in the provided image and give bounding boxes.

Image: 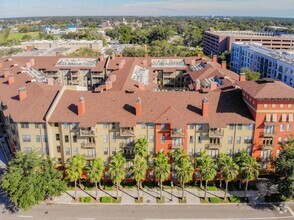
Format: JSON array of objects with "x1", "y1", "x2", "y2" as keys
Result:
[
  {"x1": 130, "y1": 155, "x2": 148, "y2": 200},
  {"x1": 217, "y1": 153, "x2": 227, "y2": 188},
  {"x1": 235, "y1": 150, "x2": 251, "y2": 189},
  {"x1": 240, "y1": 157, "x2": 260, "y2": 199},
  {"x1": 195, "y1": 151, "x2": 210, "y2": 187},
  {"x1": 123, "y1": 47, "x2": 146, "y2": 57},
  {"x1": 272, "y1": 139, "x2": 294, "y2": 200},
  {"x1": 198, "y1": 155, "x2": 217, "y2": 201},
  {"x1": 21, "y1": 34, "x2": 32, "y2": 41},
  {"x1": 240, "y1": 68, "x2": 261, "y2": 81},
  {"x1": 86, "y1": 158, "x2": 105, "y2": 200},
  {"x1": 134, "y1": 137, "x2": 148, "y2": 158},
  {"x1": 174, "y1": 153, "x2": 194, "y2": 200},
  {"x1": 65, "y1": 154, "x2": 86, "y2": 200},
  {"x1": 221, "y1": 156, "x2": 239, "y2": 201},
  {"x1": 1, "y1": 152, "x2": 66, "y2": 211},
  {"x1": 108, "y1": 152, "x2": 126, "y2": 199},
  {"x1": 153, "y1": 151, "x2": 171, "y2": 201}
]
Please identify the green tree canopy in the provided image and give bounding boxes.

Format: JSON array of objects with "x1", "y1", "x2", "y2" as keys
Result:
[
  {"x1": 1, "y1": 152, "x2": 66, "y2": 211},
  {"x1": 240, "y1": 68, "x2": 261, "y2": 81},
  {"x1": 87, "y1": 158, "x2": 105, "y2": 200},
  {"x1": 131, "y1": 155, "x2": 148, "y2": 199},
  {"x1": 273, "y1": 139, "x2": 294, "y2": 200}
]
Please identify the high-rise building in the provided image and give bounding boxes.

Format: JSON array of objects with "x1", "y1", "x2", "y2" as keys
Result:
[
  {"x1": 203, "y1": 29, "x2": 294, "y2": 56},
  {"x1": 230, "y1": 42, "x2": 294, "y2": 88}
]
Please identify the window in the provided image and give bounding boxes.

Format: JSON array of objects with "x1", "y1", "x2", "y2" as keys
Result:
[
  {"x1": 276, "y1": 150, "x2": 281, "y2": 157},
  {"x1": 36, "y1": 135, "x2": 41, "y2": 143},
  {"x1": 22, "y1": 135, "x2": 31, "y2": 142},
  {"x1": 103, "y1": 135, "x2": 108, "y2": 143},
  {"x1": 280, "y1": 104, "x2": 284, "y2": 108},
  {"x1": 236, "y1": 136, "x2": 241, "y2": 144},
  {"x1": 189, "y1": 124, "x2": 194, "y2": 129},
  {"x1": 161, "y1": 123, "x2": 166, "y2": 130},
  {"x1": 227, "y1": 149, "x2": 233, "y2": 157},
  {"x1": 272, "y1": 114, "x2": 277, "y2": 122},
  {"x1": 149, "y1": 148, "x2": 154, "y2": 155},
  {"x1": 209, "y1": 150, "x2": 219, "y2": 158},
  {"x1": 280, "y1": 124, "x2": 285, "y2": 132},
  {"x1": 237, "y1": 124, "x2": 242, "y2": 130},
  {"x1": 288, "y1": 104, "x2": 292, "y2": 108},
  {"x1": 35, "y1": 123, "x2": 39, "y2": 129},
  {"x1": 265, "y1": 114, "x2": 271, "y2": 122},
  {"x1": 272, "y1": 104, "x2": 275, "y2": 108},
  {"x1": 86, "y1": 149, "x2": 96, "y2": 157},
  {"x1": 73, "y1": 147, "x2": 78, "y2": 155},
  {"x1": 57, "y1": 146, "x2": 61, "y2": 153},
  {"x1": 65, "y1": 147, "x2": 70, "y2": 155},
  {"x1": 149, "y1": 135, "x2": 154, "y2": 142},
  {"x1": 264, "y1": 104, "x2": 268, "y2": 108},
  {"x1": 37, "y1": 147, "x2": 42, "y2": 154},
  {"x1": 103, "y1": 147, "x2": 108, "y2": 155},
  {"x1": 149, "y1": 123, "x2": 154, "y2": 129},
  {"x1": 72, "y1": 135, "x2": 77, "y2": 143},
  {"x1": 245, "y1": 124, "x2": 253, "y2": 130},
  {"x1": 141, "y1": 123, "x2": 146, "y2": 129},
  {"x1": 72, "y1": 123, "x2": 77, "y2": 129},
  {"x1": 43, "y1": 135, "x2": 47, "y2": 142},
  {"x1": 103, "y1": 123, "x2": 108, "y2": 129},
  {"x1": 289, "y1": 114, "x2": 293, "y2": 122},
  {"x1": 229, "y1": 124, "x2": 234, "y2": 130},
  {"x1": 228, "y1": 136, "x2": 233, "y2": 145},
  {"x1": 261, "y1": 150, "x2": 271, "y2": 160},
  {"x1": 278, "y1": 137, "x2": 282, "y2": 143},
  {"x1": 64, "y1": 123, "x2": 69, "y2": 129},
  {"x1": 188, "y1": 148, "x2": 193, "y2": 156},
  {"x1": 23, "y1": 147, "x2": 32, "y2": 153},
  {"x1": 286, "y1": 124, "x2": 291, "y2": 131},
  {"x1": 64, "y1": 135, "x2": 69, "y2": 143},
  {"x1": 55, "y1": 134, "x2": 60, "y2": 141},
  {"x1": 198, "y1": 136, "x2": 202, "y2": 144},
  {"x1": 161, "y1": 136, "x2": 165, "y2": 144},
  {"x1": 196, "y1": 148, "x2": 202, "y2": 155},
  {"x1": 112, "y1": 147, "x2": 116, "y2": 155},
  {"x1": 282, "y1": 114, "x2": 287, "y2": 122},
  {"x1": 244, "y1": 136, "x2": 252, "y2": 144},
  {"x1": 189, "y1": 136, "x2": 194, "y2": 144},
  {"x1": 172, "y1": 138, "x2": 183, "y2": 146},
  {"x1": 112, "y1": 134, "x2": 116, "y2": 143},
  {"x1": 54, "y1": 123, "x2": 59, "y2": 127},
  {"x1": 198, "y1": 124, "x2": 203, "y2": 130},
  {"x1": 21, "y1": 123, "x2": 29, "y2": 129}
]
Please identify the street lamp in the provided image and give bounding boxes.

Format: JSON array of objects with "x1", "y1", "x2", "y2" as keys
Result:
[{"x1": 171, "y1": 180, "x2": 174, "y2": 202}]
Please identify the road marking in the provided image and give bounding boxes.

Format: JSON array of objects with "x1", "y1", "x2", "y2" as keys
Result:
[
  {"x1": 17, "y1": 215, "x2": 33, "y2": 218},
  {"x1": 144, "y1": 217, "x2": 294, "y2": 220},
  {"x1": 287, "y1": 206, "x2": 294, "y2": 216}
]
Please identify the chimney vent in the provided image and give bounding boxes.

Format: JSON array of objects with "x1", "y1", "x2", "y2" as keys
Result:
[
  {"x1": 3, "y1": 68, "x2": 9, "y2": 79},
  {"x1": 77, "y1": 96, "x2": 85, "y2": 116},
  {"x1": 212, "y1": 55, "x2": 217, "y2": 63},
  {"x1": 202, "y1": 98, "x2": 209, "y2": 117},
  {"x1": 135, "y1": 97, "x2": 142, "y2": 116},
  {"x1": 239, "y1": 72, "x2": 246, "y2": 82},
  {"x1": 18, "y1": 87, "x2": 27, "y2": 101},
  {"x1": 221, "y1": 61, "x2": 226, "y2": 69},
  {"x1": 8, "y1": 74, "x2": 15, "y2": 85}
]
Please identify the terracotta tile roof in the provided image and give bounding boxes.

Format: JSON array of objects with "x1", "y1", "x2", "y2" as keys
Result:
[
  {"x1": 0, "y1": 66, "x2": 60, "y2": 122},
  {"x1": 48, "y1": 88, "x2": 254, "y2": 128},
  {"x1": 238, "y1": 80, "x2": 294, "y2": 99}
]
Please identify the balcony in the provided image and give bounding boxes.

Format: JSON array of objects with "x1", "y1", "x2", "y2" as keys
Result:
[
  {"x1": 81, "y1": 142, "x2": 96, "y2": 148},
  {"x1": 261, "y1": 131, "x2": 276, "y2": 138},
  {"x1": 120, "y1": 127, "x2": 135, "y2": 136},
  {"x1": 205, "y1": 143, "x2": 222, "y2": 149},
  {"x1": 262, "y1": 144, "x2": 273, "y2": 150},
  {"x1": 80, "y1": 127, "x2": 97, "y2": 136},
  {"x1": 84, "y1": 154, "x2": 96, "y2": 160},
  {"x1": 171, "y1": 129, "x2": 185, "y2": 137},
  {"x1": 208, "y1": 128, "x2": 224, "y2": 138}
]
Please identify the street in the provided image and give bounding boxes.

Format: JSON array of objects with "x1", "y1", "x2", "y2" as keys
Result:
[{"x1": 1, "y1": 203, "x2": 294, "y2": 220}]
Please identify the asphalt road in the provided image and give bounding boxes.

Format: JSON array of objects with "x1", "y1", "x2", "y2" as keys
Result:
[{"x1": 1, "y1": 203, "x2": 294, "y2": 220}]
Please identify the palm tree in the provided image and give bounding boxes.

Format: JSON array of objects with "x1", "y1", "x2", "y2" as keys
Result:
[
  {"x1": 175, "y1": 155, "x2": 194, "y2": 200},
  {"x1": 65, "y1": 154, "x2": 86, "y2": 200},
  {"x1": 198, "y1": 155, "x2": 217, "y2": 201},
  {"x1": 221, "y1": 156, "x2": 239, "y2": 201},
  {"x1": 171, "y1": 147, "x2": 185, "y2": 166},
  {"x1": 195, "y1": 151, "x2": 210, "y2": 188},
  {"x1": 240, "y1": 157, "x2": 260, "y2": 199},
  {"x1": 130, "y1": 155, "x2": 148, "y2": 200},
  {"x1": 134, "y1": 138, "x2": 148, "y2": 158},
  {"x1": 108, "y1": 152, "x2": 126, "y2": 199},
  {"x1": 86, "y1": 158, "x2": 105, "y2": 200},
  {"x1": 153, "y1": 151, "x2": 171, "y2": 201},
  {"x1": 217, "y1": 153, "x2": 227, "y2": 188},
  {"x1": 235, "y1": 150, "x2": 251, "y2": 189}
]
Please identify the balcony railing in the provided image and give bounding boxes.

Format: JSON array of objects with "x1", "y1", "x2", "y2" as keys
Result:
[
  {"x1": 171, "y1": 129, "x2": 185, "y2": 137},
  {"x1": 261, "y1": 131, "x2": 276, "y2": 138},
  {"x1": 120, "y1": 128, "x2": 135, "y2": 136},
  {"x1": 81, "y1": 142, "x2": 96, "y2": 148},
  {"x1": 205, "y1": 143, "x2": 222, "y2": 148},
  {"x1": 80, "y1": 128, "x2": 97, "y2": 136},
  {"x1": 262, "y1": 144, "x2": 273, "y2": 150},
  {"x1": 84, "y1": 154, "x2": 96, "y2": 160},
  {"x1": 208, "y1": 129, "x2": 224, "y2": 138}
]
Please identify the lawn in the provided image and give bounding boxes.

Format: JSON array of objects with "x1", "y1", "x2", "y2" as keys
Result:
[
  {"x1": 228, "y1": 196, "x2": 240, "y2": 203},
  {"x1": 100, "y1": 196, "x2": 122, "y2": 203},
  {"x1": 7, "y1": 32, "x2": 40, "y2": 41},
  {"x1": 209, "y1": 197, "x2": 224, "y2": 203},
  {"x1": 79, "y1": 196, "x2": 92, "y2": 203}
]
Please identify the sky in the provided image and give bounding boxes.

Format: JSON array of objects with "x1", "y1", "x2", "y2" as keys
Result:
[{"x1": 0, "y1": 0, "x2": 293, "y2": 18}]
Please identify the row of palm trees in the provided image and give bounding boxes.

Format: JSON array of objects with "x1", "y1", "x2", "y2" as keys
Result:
[{"x1": 65, "y1": 138, "x2": 260, "y2": 202}]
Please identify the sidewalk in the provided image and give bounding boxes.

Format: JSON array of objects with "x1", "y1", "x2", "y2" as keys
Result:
[{"x1": 51, "y1": 187, "x2": 260, "y2": 205}]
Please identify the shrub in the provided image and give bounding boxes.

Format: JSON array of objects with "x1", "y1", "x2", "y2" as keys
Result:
[
  {"x1": 157, "y1": 197, "x2": 165, "y2": 203},
  {"x1": 135, "y1": 197, "x2": 143, "y2": 203},
  {"x1": 228, "y1": 196, "x2": 240, "y2": 203},
  {"x1": 179, "y1": 197, "x2": 187, "y2": 203},
  {"x1": 209, "y1": 197, "x2": 223, "y2": 203},
  {"x1": 79, "y1": 197, "x2": 92, "y2": 203},
  {"x1": 100, "y1": 196, "x2": 112, "y2": 203}
]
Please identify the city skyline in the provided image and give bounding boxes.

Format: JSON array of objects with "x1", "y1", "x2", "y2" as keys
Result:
[{"x1": 0, "y1": 0, "x2": 294, "y2": 19}]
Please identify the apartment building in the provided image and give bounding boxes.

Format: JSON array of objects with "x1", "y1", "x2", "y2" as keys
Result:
[
  {"x1": 230, "y1": 42, "x2": 294, "y2": 88},
  {"x1": 0, "y1": 55, "x2": 293, "y2": 171},
  {"x1": 203, "y1": 29, "x2": 294, "y2": 56}
]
